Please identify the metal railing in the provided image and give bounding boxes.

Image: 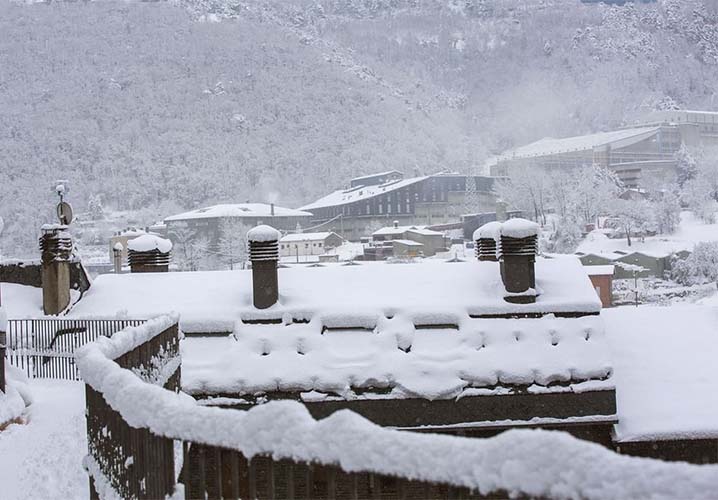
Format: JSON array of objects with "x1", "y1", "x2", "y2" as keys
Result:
[{"x1": 6, "y1": 319, "x2": 144, "y2": 380}]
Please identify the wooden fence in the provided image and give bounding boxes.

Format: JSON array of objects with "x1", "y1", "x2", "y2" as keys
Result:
[
  {"x1": 6, "y1": 318, "x2": 144, "y2": 380},
  {"x1": 182, "y1": 443, "x2": 490, "y2": 500},
  {"x1": 86, "y1": 322, "x2": 180, "y2": 500}
]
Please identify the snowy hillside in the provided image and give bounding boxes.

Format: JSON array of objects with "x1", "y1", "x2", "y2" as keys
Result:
[{"x1": 2, "y1": 0, "x2": 718, "y2": 255}]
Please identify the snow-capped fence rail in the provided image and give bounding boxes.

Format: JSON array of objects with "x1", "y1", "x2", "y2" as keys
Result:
[
  {"x1": 77, "y1": 315, "x2": 718, "y2": 500},
  {"x1": 81, "y1": 316, "x2": 180, "y2": 499},
  {"x1": 5, "y1": 318, "x2": 144, "y2": 380}
]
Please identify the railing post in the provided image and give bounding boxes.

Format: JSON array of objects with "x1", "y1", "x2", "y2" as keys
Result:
[{"x1": 0, "y1": 327, "x2": 6, "y2": 393}]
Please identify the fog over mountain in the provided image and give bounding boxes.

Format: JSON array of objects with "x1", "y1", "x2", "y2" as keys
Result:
[{"x1": 1, "y1": 0, "x2": 718, "y2": 254}]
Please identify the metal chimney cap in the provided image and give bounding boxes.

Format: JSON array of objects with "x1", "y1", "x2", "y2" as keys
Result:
[{"x1": 247, "y1": 225, "x2": 280, "y2": 243}]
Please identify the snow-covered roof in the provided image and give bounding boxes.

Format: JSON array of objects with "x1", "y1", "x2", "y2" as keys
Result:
[
  {"x1": 350, "y1": 170, "x2": 402, "y2": 183},
  {"x1": 280, "y1": 232, "x2": 338, "y2": 243},
  {"x1": 373, "y1": 225, "x2": 441, "y2": 237},
  {"x1": 393, "y1": 239, "x2": 424, "y2": 246},
  {"x1": 67, "y1": 258, "x2": 600, "y2": 331},
  {"x1": 605, "y1": 305, "x2": 718, "y2": 442},
  {"x1": 497, "y1": 126, "x2": 660, "y2": 161},
  {"x1": 182, "y1": 312, "x2": 611, "y2": 400},
  {"x1": 67, "y1": 258, "x2": 605, "y2": 400},
  {"x1": 126, "y1": 234, "x2": 172, "y2": 253},
  {"x1": 164, "y1": 203, "x2": 312, "y2": 222},
  {"x1": 584, "y1": 265, "x2": 615, "y2": 276},
  {"x1": 300, "y1": 176, "x2": 428, "y2": 211},
  {"x1": 406, "y1": 227, "x2": 444, "y2": 237}
]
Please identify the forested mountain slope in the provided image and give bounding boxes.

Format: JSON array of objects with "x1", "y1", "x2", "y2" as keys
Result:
[{"x1": 1, "y1": 0, "x2": 717, "y2": 254}]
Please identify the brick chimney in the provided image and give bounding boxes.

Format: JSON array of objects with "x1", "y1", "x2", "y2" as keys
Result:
[
  {"x1": 127, "y1": 235, "x2": 172, "y2": 273},
  {"x1": 39, "y1": 225, "x2": 73, "y2": 315},
  {"x1": 497, "y1": 218, "x2": 539, "y2": 304},
  {"x1": 248, "y1": 225, "x2": 280, "y2": 309},
  {"x1": 473, "y1": 221, "x2": 501, "y2": 262}
]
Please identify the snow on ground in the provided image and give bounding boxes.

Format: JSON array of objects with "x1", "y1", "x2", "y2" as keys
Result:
[
  {"x1": 604, "y1": 305, "x2": 718, "y2": 442},
  {"x1": 0, "y1": 380, "x2": 88, "y2": 500},
  {"x1": 578, "y1": 211, "x2": 718, "y2": 257},
  {"x1": 0, "y1": 283, "x2": 44, "y2": 318}
]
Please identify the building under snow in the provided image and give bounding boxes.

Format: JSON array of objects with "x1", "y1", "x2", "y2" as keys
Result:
[
  {"x1": 299, "y1": 172, "x2": 498, "y2": 241},
  {"x1": 4, "y1": 219, "x2": 718, "y2": 467},
  {"x1": 279, "y1": 232, "x2": 344, "y2": 259},
  {"x1": 163, "y1": 203, "x2": 313, "y2": 245},
  {"x1": 490, "y1": 110, "x2": 718, "y2": 187}
]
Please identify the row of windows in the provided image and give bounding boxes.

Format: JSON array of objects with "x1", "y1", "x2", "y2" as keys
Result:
[{"x1": 280, "y1": 243, "x2": 322, "y2": 249}]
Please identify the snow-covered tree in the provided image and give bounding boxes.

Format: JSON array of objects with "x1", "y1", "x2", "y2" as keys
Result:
[
  {"x1": 675, "y1": 144, "x2": 698, "y2": 187},
  {"x1": 493, "y1": 165, "x2": 548, "y2": 224},
  {"x1": 544, "y1": 215, "x2": 583, "y2": 254},
  {"x1": 651, "y1": 189, "x2": 682, "y2": 235},
  {"x1": 611, "y1": 199, "x2": 655, "y2": 247},
  {"x1": 671, "y1": 241, "x2": 718, "y2": 285},
  {"x1": 87, "y1": 194, "x2": 105, "y2": 221},
  {"x1": 217, "y1": 218, "x2": 250, "y2": 270}
]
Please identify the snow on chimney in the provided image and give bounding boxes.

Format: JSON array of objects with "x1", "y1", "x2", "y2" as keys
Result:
[
  {"x1": 247, "y1": 225, "x2": 281, "y2": 309},
  {"x1": 497, "y1": 219, "x2": 539, "y2": 304}
]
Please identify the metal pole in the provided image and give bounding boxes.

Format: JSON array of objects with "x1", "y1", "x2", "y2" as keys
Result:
[{"x1": 634, "y1": 271, "x2": 638, "y2": 307}]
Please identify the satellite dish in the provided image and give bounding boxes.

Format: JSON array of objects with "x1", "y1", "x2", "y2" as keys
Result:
[{"x1": 57, "y1": 202, "x2": 73, "y2": 225}]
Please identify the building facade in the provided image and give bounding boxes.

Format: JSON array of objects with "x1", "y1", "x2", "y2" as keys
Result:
[
  {"x1": 279, "y1": 232, "x2": 344, "y2": 259},
  {"x1": 163, "y1": 203, "x2": 313, "y2": 246},
  {"x1": 490, "y1": 111, "x2": 718, "y2": 188},
  {"x1": 300, "y1": 172, "x2": 498, "y2": 241}
]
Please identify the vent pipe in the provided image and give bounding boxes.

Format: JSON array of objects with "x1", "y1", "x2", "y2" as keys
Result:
[
  {"x1": 473, "y1": 221, "x2": 501, "y2": 262},
  {"x1": 39, "y1": 225, "x2": 73, "y2": 315},
  {"x1": 248, "y1": 225, "x2": 281, "y2": 309},
  {"x1": 113, "y1": 242, "x2": 124, "y2": 273},
  {"x1": 127, "y1": 235, "x2": 172, "y2": 273},
  {"x1": 498, "y1": 218, "x2": 539, "y2": 304}
]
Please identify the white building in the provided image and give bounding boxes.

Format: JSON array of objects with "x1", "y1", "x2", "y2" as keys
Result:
[{"x1": 279, "y1": 232, "x2": 344, "y2": 258}]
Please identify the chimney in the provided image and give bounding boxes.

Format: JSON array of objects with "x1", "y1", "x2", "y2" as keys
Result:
[
  {"x1": 248, "y1": 225, "x2": 280, "y2": 309},
  {"x1": 393, "y1": 220, "x2": 399, "y2": 229},
  {"x1": 39, "y1": 225, "x2": 73, "y2": 315},
  {"x1": 113, "y1": 242, "x2": 124, "y2": 273},
  {"x1": 473, "y1": 221, "x2": 501, "y2": 262},
  {"x1": 270, "y1": 203, "x2": 275, "y2": 217},
  {"x1": 497, "y1": 218, "x2": 539, "y2": 304},
  {"x1": 127, "y1": 235, "x2": 172, "y2": 273}
]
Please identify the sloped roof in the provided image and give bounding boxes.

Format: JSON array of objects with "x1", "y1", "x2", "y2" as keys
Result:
[
  {"x1": 165, "y1": 203, "x2": 312, "y2": 222},
  {"x1": 280, "y1": 232, "x2": 340, "y2": 243},
  {"x1": 300, "y1": 176, "x2": 428, "y2": 211},
  {"x1": 497, "y1": 126, "x2": 660, "y2": 161},
  {"x1": 350, "y1": 170, "x2": 403, "y2": 183}
]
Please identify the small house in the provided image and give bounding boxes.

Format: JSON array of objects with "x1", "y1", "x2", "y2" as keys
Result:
[
  {"x1": 392, "y1": 239, "x2": 424, "y2": 258},
  {"x1": 279, "y1": 232, "x2": 344, "y2": 259},
  {"x1": 372, "y1": 223, "x2": 446, "y2": 256},
  {"x1": 585, "y1": 265, "x2": 614, "y2": 308}
]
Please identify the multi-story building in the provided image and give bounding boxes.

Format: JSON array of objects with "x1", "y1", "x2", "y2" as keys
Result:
[
  {"x1": 299, "y1": 172, "x2": 498, "y2": 241},
  {"x1": 490, "y1": 110, "x2": 718, "y2": 188}
]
